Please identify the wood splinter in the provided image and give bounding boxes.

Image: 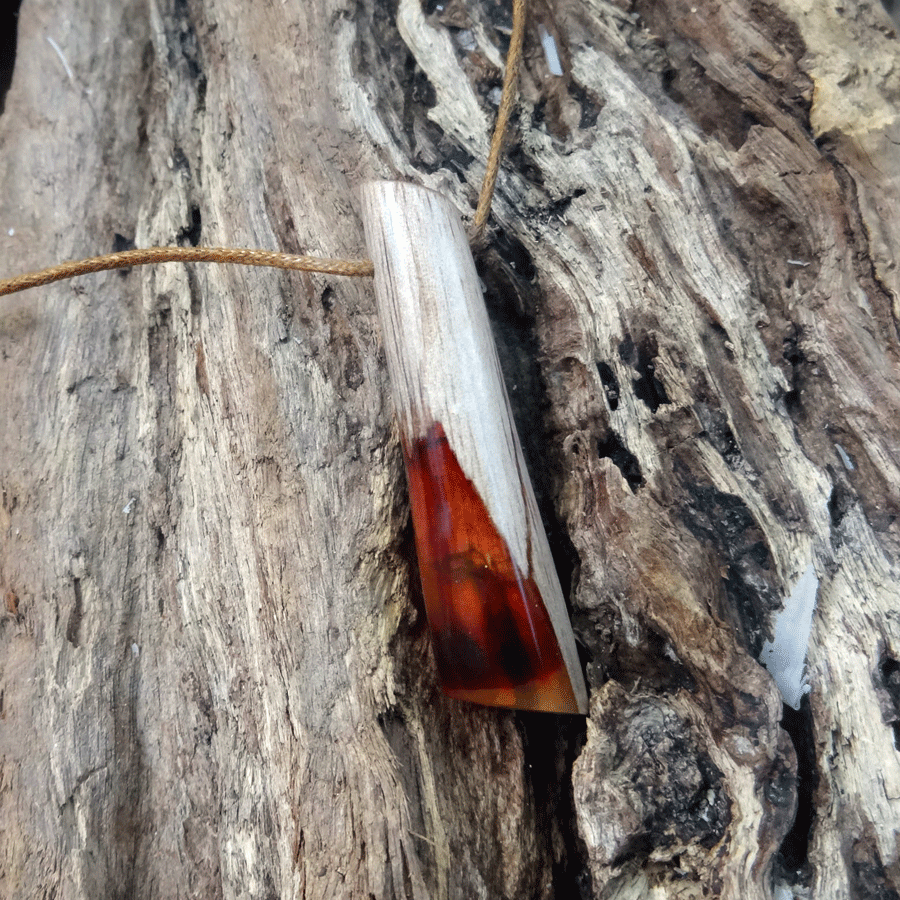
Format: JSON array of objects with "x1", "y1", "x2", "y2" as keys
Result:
[{"x1": 362, "y1": 180, "x2": 589, "y2": 715}]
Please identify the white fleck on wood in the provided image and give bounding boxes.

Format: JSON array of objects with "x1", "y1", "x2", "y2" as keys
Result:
[
  {"x1": 759, "y1": 563, "x2": 818, "y2": 709},
  {"x1": 361, "y1": 180, "x2": 588, "y2": 715}
]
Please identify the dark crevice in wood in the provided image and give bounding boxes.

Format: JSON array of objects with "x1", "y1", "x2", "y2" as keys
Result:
[
  {"x1": 168, "y1": 0, "x2": 207, "y2": 112},
  {"x1": 876, "y1": 653, "x2": 900, "y2": 752},
  {"x1": 882, "y1": 0, "x2": 900, "y2": 28},
  {"x1": 618, "y1": 334, "x2": 670, "y2": 413},
  {"x1": 695, "y1": 403, "x2": 742, "y2": 469},
  {"x1": 0, "y1": 0, "x2": 20, "y2": 116},
  {"x1": 404, "y1": 51, "x2": 437, "y2": 111},
  {"x1": 849, "y1": 833, "x2": 900, "y2": 899},
  {"x1": 170, "y1": 144, "x2": 193, "y2": 180},
  {"x1": 262, "y1": 167, "x2": 305, "y2": 259},
  {"x1": 194, "y1": 341, "x2": 210, "y2": 396},
  {"x1": 597, "y1": 432, "x2": 643, "y2": 493},
  {"x1": 777, "y1": 700, "x2": 817, "y2": 876},
  {"x1": 828, "y1": 480, "x2": 854, "y2": 537},
  {"x1": 568, "y1": 79, "x2": 603, "y2": 130},
  {"x1": 517, "y1": 712, "x2": 592, "y2": 900},
  {"x1": 544, "y1": 516, "x2": 580, "y2": 622},
  {"x1": 433, "y1": 139, "x2": 479, "y2": 181},
  {"x1": 878, "y1": 655, "x2": 900, "y2": 711},
  {"x1": 481, "y1": 0, "x2": 514, "y2": 43},
  {"x1": 781, "y1": 324, "x2": 806, "y2": 419},
  {"x1": 544, "y1": 187, "x2": 587, "y2": 221},
  {"x1": 112, "y1": 233, "x2": 137, "y2": 279},
  {"x1": 66, "y1": 578, "x2": 84, "y2": 647},
  {"x1": 486, "y1": 228, "x2": 538, "y2": 282},
  {"x1": 476, "y1": 237, "x2": 547, "y2": 495},
  {"x1": 678, "y1": 477, "x2": 778, "y2": 657},
  {"x1": 177, "y1": 203, "x2": 203, "y2": 248},
  {"x1": 504, "y1": 142, "x2": 546, "y2": 191},
  {"x1": 111, "y1": 669, "x2": 146, "y2": 899},
  {"x1": 185, "y1": 261, "x2": 203, "y2": 317},
  {"x1": 764, "y1": 728, "x2": 802, "y2": 886},
  {"x1": 661, "y1": 57, "x2": 762, "y2": 152},
  {"x1": 596, "y1": 361, "x2": 620, "y2": 411}
]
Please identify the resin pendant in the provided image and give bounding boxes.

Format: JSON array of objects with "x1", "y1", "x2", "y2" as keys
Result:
[{"x1": 361, "y1": 181, "x2": 588, "y2": 714}]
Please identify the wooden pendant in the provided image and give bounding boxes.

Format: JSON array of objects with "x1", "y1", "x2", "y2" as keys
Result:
[{"x1": 361, "y1": 181, "x2": 588, "y2": 715}]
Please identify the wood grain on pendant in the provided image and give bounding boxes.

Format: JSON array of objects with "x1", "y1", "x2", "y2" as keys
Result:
[{"x1": 361, "y1": 180, "x2": 588, "y2": 714}]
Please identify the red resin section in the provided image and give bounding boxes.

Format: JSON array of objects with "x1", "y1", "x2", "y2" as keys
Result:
[{"x1": 403, "y1": 422, "x2": 580, "y2": 714}]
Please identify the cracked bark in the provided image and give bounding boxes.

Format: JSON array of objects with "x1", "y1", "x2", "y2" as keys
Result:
[{"x1": 1, "y1": 0, "x2": 899, "y2": 898}]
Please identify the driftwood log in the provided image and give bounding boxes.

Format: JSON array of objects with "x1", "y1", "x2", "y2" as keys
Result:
[{"x1": 1, "y1": 0, "x2": 899, "y2": 897}]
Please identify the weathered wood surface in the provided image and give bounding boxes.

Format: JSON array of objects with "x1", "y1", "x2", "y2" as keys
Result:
[{"x1": 0, "y1": 1, "x2": 898, "y2": 898}]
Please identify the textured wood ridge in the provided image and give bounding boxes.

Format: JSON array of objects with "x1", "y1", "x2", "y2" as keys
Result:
[{"x1": 1, "y1": 0, "x2": 899, "y2": 898}]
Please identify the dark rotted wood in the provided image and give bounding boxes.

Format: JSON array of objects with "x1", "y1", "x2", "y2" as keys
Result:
[{"x1": 1, "y1": 1, "x2": 899, "y2": 898}]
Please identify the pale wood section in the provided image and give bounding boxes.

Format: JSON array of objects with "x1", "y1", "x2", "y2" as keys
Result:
[
  {"x1": 1, "y1": 0, "x2": 900, "y2": 897},
  {"x1": 361, "y1": 180, "x2": 587, "y2": 714}
]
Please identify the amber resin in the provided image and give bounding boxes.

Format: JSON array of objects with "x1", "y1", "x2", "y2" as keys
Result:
[{"x1": 403, "y1": 422, "x2": 580, "y2": 714}]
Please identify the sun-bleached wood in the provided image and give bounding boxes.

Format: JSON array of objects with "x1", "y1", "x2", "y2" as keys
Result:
[{"x1": 361, "y1": 180, "x2": 588, "y2": 714}]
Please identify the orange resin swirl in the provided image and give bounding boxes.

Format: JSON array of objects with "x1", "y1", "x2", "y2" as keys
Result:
[{"x1": 402, "y1": 422, "x2": 579, "y2": 714}]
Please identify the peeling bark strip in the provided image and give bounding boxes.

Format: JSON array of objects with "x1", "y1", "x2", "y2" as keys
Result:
[{"x1": 362, "y1": 181, "x2": 587, "y2": 714}]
